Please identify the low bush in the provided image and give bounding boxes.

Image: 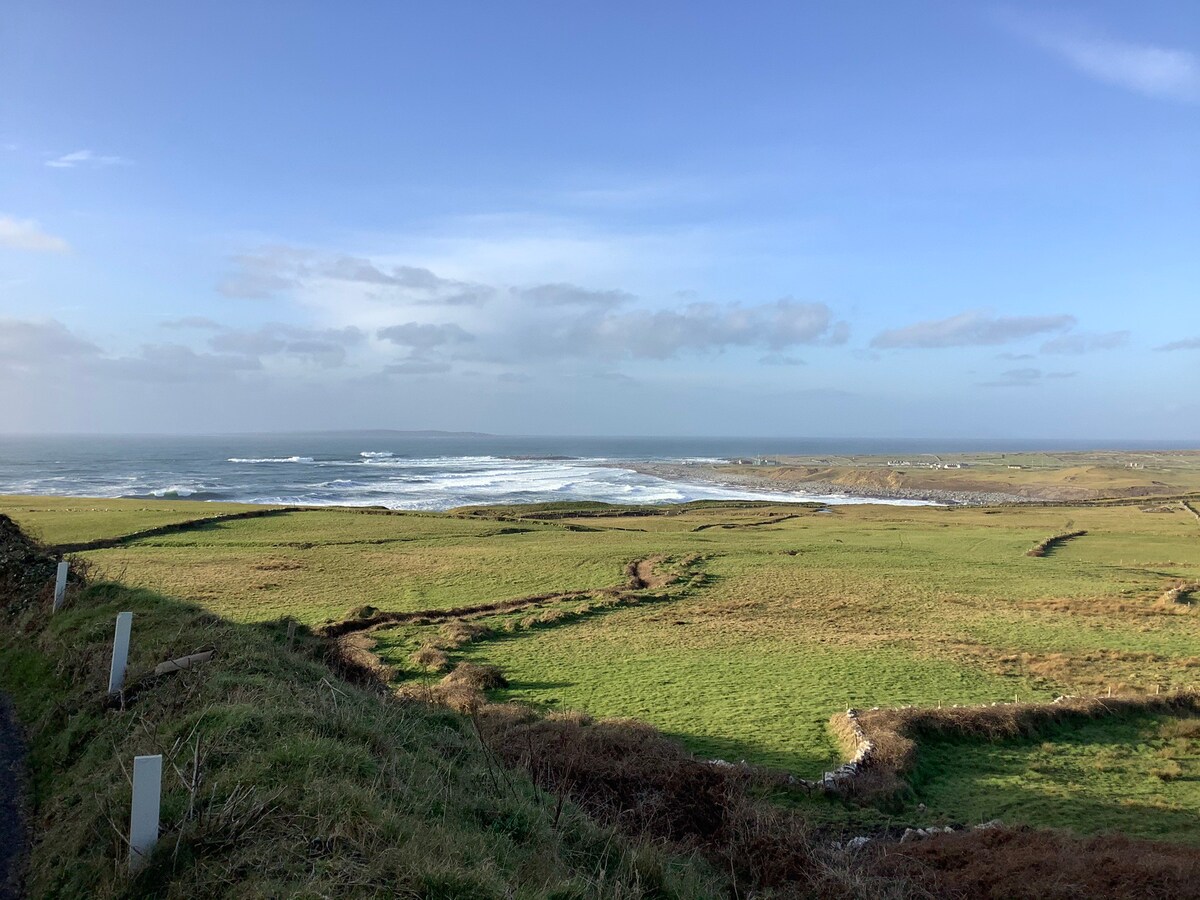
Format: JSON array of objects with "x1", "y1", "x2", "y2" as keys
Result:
[{"x1": 407, "y1": 644, "x2": 449, "y2": 672}]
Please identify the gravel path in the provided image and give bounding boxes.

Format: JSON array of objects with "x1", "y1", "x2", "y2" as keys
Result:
[{"x1": 0, "y1": 694, "x2": 28, "y2": 900}]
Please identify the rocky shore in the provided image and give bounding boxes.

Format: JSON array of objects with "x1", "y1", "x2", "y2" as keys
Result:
[{"x1": 615, "y1": 462, "x2": 1031, "y2": 506}]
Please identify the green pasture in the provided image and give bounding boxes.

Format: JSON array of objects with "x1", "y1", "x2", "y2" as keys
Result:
[
  {"x1": 911, "y1": 714, "x2": 1200, "y2": 844},
  {"x1": 0, "y1": 494, "x2": 268, "y2": 545},
  {"x1": 5, "y1": 493, "x2": 1199, "y2": 841}
]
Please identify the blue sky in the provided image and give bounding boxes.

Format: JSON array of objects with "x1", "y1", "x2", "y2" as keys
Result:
[{"x1": 1, "y1": 1, "x2": 1197, "y2": 438}]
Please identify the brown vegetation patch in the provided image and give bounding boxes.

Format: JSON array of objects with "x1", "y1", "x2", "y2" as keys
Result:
[
  {"x1": 691, "y1": 514, "x2": 801, "y2": 532},
  {"x1": 0, "y1": 515, "x2": 58, "y2": 611},
  {"x1": 319, "y1": 554, "x2": 693, "y2": 641},
  {"x1": 442, "y1": 661, "x2": 508, "y2": 691},
  {"x1": 321, "y1": 632, "x2": 396, "y2": 687},
  {"x1": 436, "y1": 620, "x2": 493, "y2": 648},
  {"x1": 251, "y1": 560, "x2": 304, "y2": 571},
  {"x1": 317, "y1": 589, "x2": 595, "y2": 638},
  {"x1": 870, "y1": 826, "x2": 1200, "y2": 899},
  {"x1": 474, "y1": 705, "x2": 827, "y2": 892},
  {"x1": 393, "y1": 664, "x2": 507, "y2": 712},
  {"x1": 407, "y1": 644, "x2": 449, "y2": 672},
  {"x1": 624, "y1": 556, "x2": 664, "y2": 589},
  {"x1": 1003, "y1": 648, "x2": 1166, "y2": 688},
  {"x1": 1156, "y1": 581, "x2": 1198, "y2": 611}
]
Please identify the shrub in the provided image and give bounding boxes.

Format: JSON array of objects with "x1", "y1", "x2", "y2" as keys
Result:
[
  {"x1": 408, "y1": 644, "x2": 450, "y2": 672},
  {"x1": 442, "y1": 661, "x2": 508, "y2": 691}
]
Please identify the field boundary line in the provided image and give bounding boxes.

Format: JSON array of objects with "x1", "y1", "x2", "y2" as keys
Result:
[
  {"x1": 691, "y1": 514, "x2": 803, "y2": 532},
  {"x1": 51, "y1": 507, "x2": 305, "y2": 553},
  {"x1": 822, "y1": 692, "x2": 1200, "y2": 799},
  {"x1": 1025, "y1": 529, "x2": 1087, "y2": 557},
  {"x1": 318, "y1": 555, "x2": 675, "y2": 639}
]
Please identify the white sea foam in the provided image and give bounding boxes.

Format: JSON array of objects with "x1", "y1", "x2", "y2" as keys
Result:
[
  {"x1": 147, "y1": 485, "x2": 200, "y2": 497},
  {"x1": 0, "y1": 444, "x2": 936, "y2": 510},
  {"x1": 227, "y1": 456, "x2": 315, "y2": 464}
]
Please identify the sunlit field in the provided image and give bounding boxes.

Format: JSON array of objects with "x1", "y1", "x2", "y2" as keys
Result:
[{"x1": 6, "y1": 493, "x2": 1199, "y2": 842}]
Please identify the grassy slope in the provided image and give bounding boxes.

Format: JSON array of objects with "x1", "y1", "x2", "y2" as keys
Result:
[
  {"x1": 0, "y1": 549, "x2": 719, "y2": 897},
  {"x1": 14, "y1": 495, "x2": 1200, "y2": 844},
  {"x1": 0, "y1": 495, "x2": 270, "y2": 546}
]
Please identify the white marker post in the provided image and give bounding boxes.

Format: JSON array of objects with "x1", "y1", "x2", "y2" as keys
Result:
[
  {"x1": 52, "y1": 560, "x2": 69, "y2": 612},
  {"x1": 109, "y1": 612, "x2": 133, "y2": 695},
  {"x1": 129, "y1": 754, "x2": 162, "y2": 873}
]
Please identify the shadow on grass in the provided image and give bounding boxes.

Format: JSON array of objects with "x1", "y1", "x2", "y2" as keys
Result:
[
  {"x1": 658, "y1": 729, "x2": 835, "y2": 781},
  {"x1": 908, "y1": 712, "x2": 1200, "y2": 843},
  {"x1": 1, "y1": 574, "x2": 724, "y2": 898}
]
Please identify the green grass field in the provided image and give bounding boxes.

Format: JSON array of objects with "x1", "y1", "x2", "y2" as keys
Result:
[
  {"x1": 911, "y1": 714, "x2": 1200, "y2": 843},
  {"x1": 0, "y1": 495, "x2": 270, "y2": 545},
  {"x1": 4, "y1": 493, "x2": 1199, "y2": 843}
]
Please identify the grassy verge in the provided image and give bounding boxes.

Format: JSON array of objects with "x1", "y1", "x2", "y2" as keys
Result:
[
  {"x1": 911, "y1": 712, "x2": 1200, "y2": 843},
  {"x1": 828, "y1": 695, "x2": 1200, "y2": 841},
  {"x1": 0, "y1": 518, "x2": 720, "y2": 899},
  {"x1": 0, "y1": 496, "x2": 272, "y2": 547}
]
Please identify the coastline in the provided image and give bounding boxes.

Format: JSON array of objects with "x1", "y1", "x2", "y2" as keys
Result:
[{"x1": 612, "y1": 461, "x2": 1030, "y2": 506}]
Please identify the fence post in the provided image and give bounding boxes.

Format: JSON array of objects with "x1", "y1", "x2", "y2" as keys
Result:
[
  {"x1": 53, "y1": 560, "x2": 69, "y2": 612},
  {"x1": 129, "y1": 754, "x2": 162, "y2": 872},
  {"x1": 109, "y1": 612, "x2": 133, "y2": 694}
]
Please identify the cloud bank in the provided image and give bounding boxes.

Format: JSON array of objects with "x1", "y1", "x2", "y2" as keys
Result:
[
  {"x1": 45, "y1": 149, "x2": 130, "y2": 168},
  {"x1": 0, "y1": 215, "x2": 70, "y2": 253},
  {"x1": 871, "y1": 311, "x2": 1075, "y2": 349},
  {"x1": 1040, "y1": 330, "x2": 1130, "y2": 354},
  {"x1": 1009, "y1": 15, "x2": 1200, "y2": 103},
  {"x1": 1156, "y1": 337, "x2": 1200, "y2": 352}
]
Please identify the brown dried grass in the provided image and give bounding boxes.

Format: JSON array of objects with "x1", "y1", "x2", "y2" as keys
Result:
[
  {"x1": 871, "y1": 826, "x2": 1200, "y2": 899},
  {"x1": 323, "y1": 632, "x2": 395, "y2": 686},
  {"x1": 442, "y1": 661, "x2": 508, "y2": 691},
  {"x1": 407, "y1": 644, "x2": 449, "y2": 672},
  {"x1": 474, "y1": 704, "x2": 824, "y2": 892},
  {"x1": 436, "y1": 620, "x2": 492, "y2": 648}
]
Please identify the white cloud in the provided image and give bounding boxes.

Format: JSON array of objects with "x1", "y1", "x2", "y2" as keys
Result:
[
  {"x1": 384, "y1": 359, "x2": 453, "y2": 376},
  {"x1": 45, "y1": 149, "x2": 130, "y2": 168},
  {"x1": 759, "y1": 354, "x2": 806, "y2": 366},
  {"x1": 1040, "y1": 330, "x2": 1129, "y2": 354},
  {"x1": 977, "y1": 368, "x2": 1078, "y2": 388},
  {"x1": 568, "y1": 299, "x2": 846, "y2": 360},
  {"x1": 206, "y1": 324, "x2": 365, "y2": 368},
  {"x1": 218, "y1": 246, "x2": 850, "y2": 371},
  {"x1": 218, "y1": 247, "x2": 493, "y2": 305},
  {"x1": 872, "y1": 311, "x2": 1075, "y2": 349},
  {"x1": 512, "y1": 283, "x2": 633, "y2": 309},
  {"x1": 0, "y1": 318, "x2": 100, "y2": 369},
  {"x1": 1156, "y1": 336, "x2": 1200, "y2": 352},
  {"x1": 377, "y1": 322, "x2": 474, "y2": 349},
  {"x1": 0, "y1": 215, "x2": 70, "y2": 253},
  {"x1": 1014, "y1": 19, "x2": 1200, "y2": 102}
]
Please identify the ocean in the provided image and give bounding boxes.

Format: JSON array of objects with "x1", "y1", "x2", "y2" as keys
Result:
[{"x1": 0, "y1": 433, "x2": 1184, "y2": 510}]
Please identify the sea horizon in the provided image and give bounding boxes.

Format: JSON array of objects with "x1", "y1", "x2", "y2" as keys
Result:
[{"x1": 1, "y1": 432, "x2": 1195, "y2": 511}]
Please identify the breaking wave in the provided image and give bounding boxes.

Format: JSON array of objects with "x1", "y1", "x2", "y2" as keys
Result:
[
  {"x1": 227, "y1": 456, "x2": 315, "y2": 464},
  {"x1": 0, "y1": 439, "x2": 936, "y2": 510}
]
